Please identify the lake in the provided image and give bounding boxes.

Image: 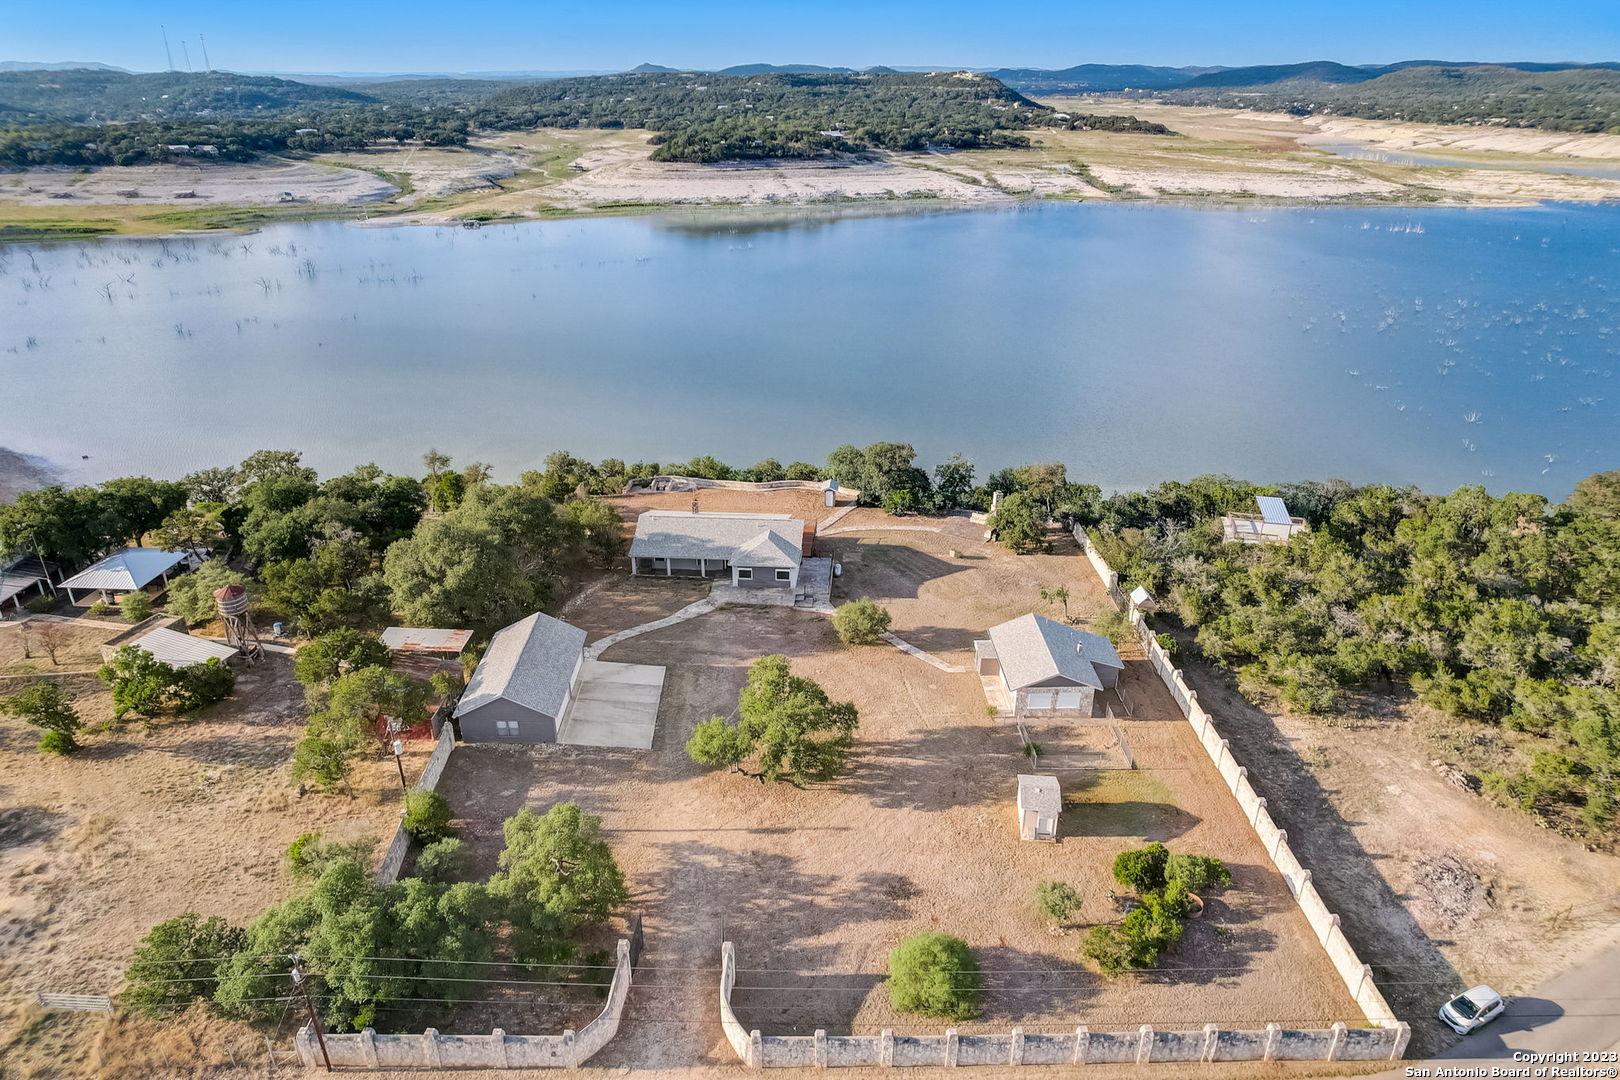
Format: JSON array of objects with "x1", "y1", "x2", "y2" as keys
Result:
[
  {"x1": 2, "y1": 201, "x2": 1617, "y2": 498},
  {"x1": 1315, "y1": 142, "x2": 1620, "y2": 179}
]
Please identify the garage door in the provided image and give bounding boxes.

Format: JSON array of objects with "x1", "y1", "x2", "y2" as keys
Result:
[
  {"x1": 1055, "y1": 688, "x2": 1084, "y2": 710},
  {"x1": 1026, "y1": 691, "x2": 1055, "y2": 710}
]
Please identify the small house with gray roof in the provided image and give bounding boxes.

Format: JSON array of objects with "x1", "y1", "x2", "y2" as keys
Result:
[
  {"x1": 628, "y1": 510, "x2": 804, "y2": 591},
  {"x1": 454, "y1": 612, "x2": 587, "y2": 743},
  {"x1": 975, "y1": 613, "x2": 1124, "y2": 717}
]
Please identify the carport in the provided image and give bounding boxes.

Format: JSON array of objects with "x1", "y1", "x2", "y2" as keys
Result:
[{"x1": 557, "y1": 660, "x2": 667, "y2": 749}]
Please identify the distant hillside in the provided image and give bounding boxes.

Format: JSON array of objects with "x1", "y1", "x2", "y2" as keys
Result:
[
  {"x1": 990, "y1": 64, "x2": 1202, "y2": 93},
  {"x1": 1164, "y1": 64, "x2": 1620, "y2": 132},
  {"x1": 0, "y1": 60, "x2": 128, "y2": 73},
  {"x1": 0, "y1": 69, "x2": 374, "y2": 123},
  {"x1": 482, "y1": 71, "x2": 1070, "y2": 160},
  {"x1": 716, "y1": 63, "x2": 856, "y2": 76},
  {"x1": 347, "y1": 77, "x2": 523, "y2": 105},
  {"x1": 1181, "y1": 61, "x2": 1375, "y2": 88}
]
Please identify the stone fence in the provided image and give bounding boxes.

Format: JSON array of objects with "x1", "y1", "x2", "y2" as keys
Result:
[
  {"x1": 1072, "y1": 528, "x2": 1409, "y2": 1043},
  {"x1": 294, "y1": 939, "x2": 631, "y2": 1069},
  {"x1": 374, "y1": 722, "x2": 457, "y2": 885},
  {"x1": 624, "y1": 475, "x2": 860, "y2": 500},
  {"x1": 718, "y1": 942, "x2": 1404, "y2": 1068}
]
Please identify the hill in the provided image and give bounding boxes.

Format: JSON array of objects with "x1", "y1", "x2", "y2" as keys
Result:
[
  {"x1": 1180, "y1": 61, "x2": 1375, "y2": 88},
  {"x1": 0, "y1": 60, "x2": 128, "y2": 73},
  {"x1": 1164, "y1": 64, "x2": 1620, "y2": 132},
  {"x1": 990, "y1": 64, "x2": 1202, "y2": 92},
  {"x1": 0, "y1": 69, "x2": 374, "y2": 123}
]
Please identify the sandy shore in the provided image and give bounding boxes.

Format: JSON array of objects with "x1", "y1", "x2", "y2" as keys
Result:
[
  {"x1": 1298, "y1": 116, "x2": 1620, "y2": 161},
  {"x1": 0, "y1": 157, "x2": 396, "y2": 207},
  {"x1": 0, "y1": 447, "x2": 58, "y2": 502}
]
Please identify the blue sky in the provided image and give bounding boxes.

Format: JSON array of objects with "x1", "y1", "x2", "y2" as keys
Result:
[{"x1": 9, "y1": 0, "x2": 1618, "y2": 73}]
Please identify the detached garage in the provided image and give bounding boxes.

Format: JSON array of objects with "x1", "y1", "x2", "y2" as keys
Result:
[
  {"x1": 454, "y1": 613, "x2": 587, "y2": 744},
  {"x1": 974, "y1": 613, "x2": 1124, "y2": 718}
]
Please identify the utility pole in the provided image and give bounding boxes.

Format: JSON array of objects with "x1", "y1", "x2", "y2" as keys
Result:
[
  {"x1": 391, "y1": 738, "x2": 407, "y2": 791},
  {"x1": 198, "y1": 35, "x2": 211, "y2": 72},
  {"x1": 289, "y1": 959, "x2": 331, "y2": 1072},
  {"x1": 160, "y1": 25, "x2": 175, "y2": 71},
  {"x1": 180, "y1": 40, "x2": 193, "y2": 73}
]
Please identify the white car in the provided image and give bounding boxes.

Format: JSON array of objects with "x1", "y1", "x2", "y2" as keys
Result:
[{"x1": 1438, "y1": 985, "x2": 1507, "y2": 1034}]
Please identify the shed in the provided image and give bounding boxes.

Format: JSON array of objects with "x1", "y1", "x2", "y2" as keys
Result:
[
  {"x1": 1222, "y1": 496, "x2": 1309, "y2": 546},
  {"x1": 379, "y1": 627, "x2": 474, "y2": 654},
  {"x1": 1128, "y1": 585, "x2": 1155, "y2": 611},
  {"x1": 57, "y1": 548, "x2": 193, "y2": 605},
  {"x1": 119, "y1": 627, "x2": 239, "y2": 667},
  {"x1": 1017, "y1": 774, "x2": 1061, "y2": 841},
  {"x1": 454, "y1": 612, "x2": 587, "y2": 744}
]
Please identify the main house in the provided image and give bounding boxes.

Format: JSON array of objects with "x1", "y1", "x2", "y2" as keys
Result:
[
  {"x1": 975, "y1": 613, "x2": 1125, "y2": 717},
  {"x1": 628, "y1": 510, "x2": 805, "y2": 592}
]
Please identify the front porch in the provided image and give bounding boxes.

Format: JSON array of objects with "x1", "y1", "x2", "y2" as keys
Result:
[{"x1": 630, "y1": 556, "x2": 731, "y2": 578}]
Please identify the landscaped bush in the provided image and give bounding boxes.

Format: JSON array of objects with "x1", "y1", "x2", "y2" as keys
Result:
[
  {"x1": 120, "y1": 590, "x2": 154, "y2": 623},
  {"x1": 1112, "y1": 841, "x2": 1169, "y2": 892},
  {"x1": 294, "y1": 628, "x2": 393, "y2": 688},
  {"x1": 38, "y1": 729, "x2": 77, "y2": 755},
  {"x1": 887, "y1": 932, "x2": 982, "y2": 1020},
  {"x1": 403, "y1": 789, "x2": 454, "y2": 842},
  {"x1": 832, "y1": 597, "x2": 892, "y2": 645},
  {"x1": 1164, "y1": 852, "x2": 1232, "y2": 893},
  {"x1": 1034, "y1": 880, "x2": 1081, "y2": 925},
  {"x1": 0, "y1": 681, "x2": 83, "y2": 755},
  {"x1": 286, "y1": 832, "x2": 376, "y2": 879},
  {"x1": 87, "y1": 600, "x2": 112, "y2": 617},
  {"x1": 1091, "y1": 608, "x2": 1136, "y2": 647},
  {"x1": 24, "y1": 593, "x2": 58, "y2": 614},
  {"x1": 98, "y1": 647, "x2": 235, "y2": 720}
]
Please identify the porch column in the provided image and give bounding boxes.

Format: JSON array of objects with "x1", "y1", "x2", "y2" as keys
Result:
[
  {"x1": 699, "y1": 558, "x2": 706, "y2": 576},
  {"x1": 66, "y1": 588, "x2": 76, "y2": 605},
  {"x1": 630, "y1": 557, "x2": 638, "y2": 576},
  {"x1": 665, "y1": 559, "x2": 672, "y2": 577}
]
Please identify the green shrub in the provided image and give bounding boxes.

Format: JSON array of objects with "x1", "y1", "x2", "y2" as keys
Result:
[
  {"x1": 403, "y1": 789, "x2": 454, "y2": 842},
  {"x1": 1080, "y1": 925, "x2": 1134, "y2": 977},
  {"x1": 887, "y1": 932, "x2": 982, "y2": 1020},
  {"x1": 1091, "y1": 608, "x2": 1136, "y2": 647},
  {"x1": 1154, "y1": 632, "x2": 1178, "y2": 655},
  {"x1": 286, "y1": 832, "x2": 376, "y2": 879},
  {"x1": 1112, "y1": 842, "x2": 1169, "y2": 892},
  {"x1": 166, "y1": 561, "x2": 251, "y2": 626},
  {"x1": 25, "y1": 593, "x2": 58, "y2": 614},
  {"x1": 291, "y1": 733, "x2": 352, "y2": 791},
  {"x1": 177, "y1": 658, "x2": 235, "y2": 711},
  {"x1": 121, "y1": 913, "x2": 245, "y2": 1016},
  {"x1": 87, "y1": 600, "x2": 112, "y2": 617},
  {"x1": 414, "y1": 838, "x2": 468, "y2": 884},
  {"x1": 120, "y1": 590, "x2": 155, "y2": 623},
  {"x1": 39, "y1": 729, "x2": 78, "y2": 755},
  {"x1": 1034, "y1": 880, "x2": 1081, "y2": 925},
  {"x1": 1164, "y1": 853, "x2": 1231, "y2": 894},
  {"x1": 294, "y1": 628, "x2": 393, "y2": 688},
  {"x1": 883, "y1": 489, "x2": 917, "y2": 515},
  {"x1": 833, "y1": 597, "x2": 892, "y2": 645}
]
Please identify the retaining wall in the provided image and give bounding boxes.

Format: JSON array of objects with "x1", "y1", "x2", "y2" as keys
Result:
[
  {"x1": 718, "y1": 943, "x2": 1403, "y2": 1068},
  {"x1": 295, "y1": 939, "x2": 630, "y2": 1068},
  {"x1": 374, "y1": 722, "x2": 458, "y2": 884},
  {"x1": 1072, "y1": 528, "x2": 1409, "y2": 1046}
]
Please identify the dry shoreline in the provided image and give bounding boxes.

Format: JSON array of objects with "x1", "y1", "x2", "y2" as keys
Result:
[{"x1": 2, "y1": 104, "x2": 1619, "y2": 241}]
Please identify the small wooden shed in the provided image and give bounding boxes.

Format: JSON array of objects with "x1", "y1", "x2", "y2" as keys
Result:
[{"x1": 1016, "y1": 774, "x2": 1061, "y2": 842}]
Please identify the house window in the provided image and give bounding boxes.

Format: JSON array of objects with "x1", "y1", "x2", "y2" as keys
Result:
[
  {"x1": 775, "y1": 569, "x2": 791, "y2": 581},
  {"x1": 736, "y1": 568, "x2": 752, "y2": 580},
  {"x1": 495, "y1": 720, "x2": 520, "y2": 739}
]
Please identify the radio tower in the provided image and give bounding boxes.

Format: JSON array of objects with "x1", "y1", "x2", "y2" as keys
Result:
[
  {"x1": 160, "y1": 25, "x2": 175, "y2": 71},
  {"x1": 213, "y1": 584, "x2": 263, "y2": 663}
]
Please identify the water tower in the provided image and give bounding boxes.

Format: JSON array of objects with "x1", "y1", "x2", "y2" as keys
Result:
[{"x1": 213, "y1": 583, "x2": 263, "y2": 663}]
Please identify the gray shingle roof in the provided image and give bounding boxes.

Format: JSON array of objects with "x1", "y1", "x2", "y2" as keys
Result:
[
  {"x1": 986, "y1": 613, "x2": 1124, "y2": 691},
  {"x1": 458, "y1": 612, "x2": 587, "y2": 721},
  {"x1": 1017, "y1": 774, "x2": 1062, "y2": 814},
  {"x1": 629, "y1": 511, "x2": 804, "y2": 566}
]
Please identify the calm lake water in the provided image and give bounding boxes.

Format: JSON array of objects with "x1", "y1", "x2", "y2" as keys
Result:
[
  {"x1": 1316, "y1": 142, "x2": 1620, "y2": 179},
  {"x1": 2, "y1": 202, "x2": 1618, "y2": 497}
]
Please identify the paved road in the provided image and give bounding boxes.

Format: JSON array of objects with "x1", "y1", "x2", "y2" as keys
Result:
[{"x1": 1365, "y1": 936, "x2": 1620, "y2": 1078}]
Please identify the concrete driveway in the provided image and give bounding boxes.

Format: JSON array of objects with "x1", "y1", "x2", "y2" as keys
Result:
[{"x1": 557, "y1": 660, "x2": 666, "y2": 749}]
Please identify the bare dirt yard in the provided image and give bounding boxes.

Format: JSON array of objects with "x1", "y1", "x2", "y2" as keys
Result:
[
  {"x1": 1179, "y1": 661, "x2": 1620, "y2": 1058},
  {"x1": 434, "y1": 517, "x2": 1359, "y2": 1073},
  {"x1": 0, "y1": 633, "x2": 431, "y2": 1079}
]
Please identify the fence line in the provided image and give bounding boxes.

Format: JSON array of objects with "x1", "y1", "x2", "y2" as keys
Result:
[
  {"x1": 717, "y1": 943, "x2": 1404, "y2": 1068},
  {"x1": 294, "y1": 939, "x2": 632, "y2": 1069},
  {"x1": 1072, "y1": 527, "x2": 1407, "y2": 1045},
  {"x1": 375, "y1": 723, "x2": 457, "y2": 885}
]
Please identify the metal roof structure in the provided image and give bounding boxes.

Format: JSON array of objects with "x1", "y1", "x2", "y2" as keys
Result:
[
  {"x1": 985, "y1": 613, "x2": 1124, "y2": 692},
  {"x1": 379, "y1": 627, "x2": 474, "y2": 653},
  {"x1": 130, "y1": 627, "x2": 239, "y2": 667},
  {"x1": 58, "y1": 549, "x2": 189, "y2": 593},
  {"x1": 1255, "y1": 495, "x2": 1294, "y2": 527},
  {"x1": 458, "y1": 612, "x2": 587, "y2": 722},
  {"x1": 0, "y1": 554, "x2": 51, "y2": 606},
  {"x1": 629, "y1": 511, "x2": 804, "y2": 566}
]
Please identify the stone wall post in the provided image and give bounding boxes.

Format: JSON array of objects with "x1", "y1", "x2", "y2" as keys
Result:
[
  {"x1": 1326, "y1": 1021, "x2": 1347, "y2": 1061},
  {"x1": 1392, "y1": 1022, "x2": 1412, "y2": 1059},
  {"x1": 1010, "y1": 1027, "x2": 1024, "y2": 1066},
  {"x1": 1253, "y1": 795, "x2": 1268, "y2": 828},
  {"x1": 1355, "y1": 964, "x2": 1374, "y2": 1001},
  {"x1": 1201, "y1": 1024, "x2": 1220, "y2": 1063},
  {"x1": 561, "y1": 1030, "x2": 576, "y2": 1068},
  {"x1": 422, "y1": 1028, "x2": 442, "y2": 1066},
  {"x1": 1263, "y1": 1023, "x2": 1281, "y2": 1061},
  {"x1": 944, "y1": 1029, "x2": 959, "y2": 1067},
  {"x1": 749, "y1": 1030, "x2": 763, "y2": 1069},
  {"x1": 360, "y1": 1028, "x2": 379, "y2": 1066},
  {"x1": 492, "y1": 1028, "x2": 509, "y2": 1067},
  {"x1": 1136, "y1": 1025, "x2": 1154, "y2": 1065},
  {"x1": 814, "y1": 1029, "x2": 827, "y2": 1068},
  {"x1": 1272, "y1": 829, "x2": 1288, "y2": 860},
  {"x1": 1072, "y1": 1027, "x2": 1089, "y2": 1065},
  {"x1": 880, "y1": 1029, "x2": 895, "y2": 1067}
]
